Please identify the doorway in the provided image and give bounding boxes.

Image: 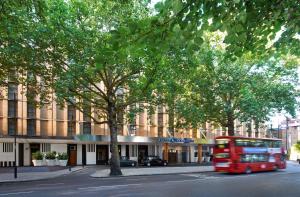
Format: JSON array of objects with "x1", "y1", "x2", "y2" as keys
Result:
[
  {"x1": 82, "y1": 144, "x2": 86, "y2": 165},
  {"x1": 138, "y1": 145, "x2": 148, "y2": 164},
  {"x1": 18, "y1": 143, "x2": 24, "y2": 166},
  {"x1": 67, "y1": 144, "x2": 77, "y2": 166},
  {"x1": 96, "y1": 145, "x2": 108, "y2": 165},
  {"x1": 168, "y1": 149, "x2": 178, "y2": 164},
  {"x1": 30, "y1": 143, "x2": 40, "y2": 166}
]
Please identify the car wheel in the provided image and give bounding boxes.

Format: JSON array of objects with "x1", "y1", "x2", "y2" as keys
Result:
[
  {"x1": 163, "y1": 162, "x2": 167, "y2": 166},
  {"x1": 273, "y1": 165, "x2": 278, "y2": 171},
  {"x1": 245, "y1": 167, "x2": 252, "y2": 174},
  {"x1": 131, "y1": 163, "x2": 135, "y2": 167},
  {"x1": 147, "y1": 163, "x2": 151, "y2": 167}
]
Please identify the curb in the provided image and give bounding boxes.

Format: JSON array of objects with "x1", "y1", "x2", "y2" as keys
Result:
[
  {"x1": 90, "y1": 170, "x2": 214, "y2": 179},
  {"x1": 0, "y1": 167, "x2": 83, "y2": 184}
]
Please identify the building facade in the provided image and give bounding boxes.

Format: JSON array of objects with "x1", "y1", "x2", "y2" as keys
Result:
[{"x1": 0, "y1": 83, "x2": 267, "y2": 167}]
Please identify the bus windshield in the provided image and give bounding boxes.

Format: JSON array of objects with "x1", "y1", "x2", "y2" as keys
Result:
[{"x1": 215, "y1": 139, "x2": 229, "y2": 149}]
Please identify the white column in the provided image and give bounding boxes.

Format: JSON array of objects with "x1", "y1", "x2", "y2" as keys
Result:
[
  {"x1": 77, "y1": 144, "x2": 82, "y2": 165},
  {"x1": 121, "y1": 145, "x2": 126, "y2": 156}
]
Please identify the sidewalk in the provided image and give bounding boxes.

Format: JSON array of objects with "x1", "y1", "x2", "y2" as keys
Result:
[
  {"x1": 0, "y1": 166, "x2": 83, "y2": 183},
  {"x1": 91, "y1": 165, "x2": 214, "y2": 178}
]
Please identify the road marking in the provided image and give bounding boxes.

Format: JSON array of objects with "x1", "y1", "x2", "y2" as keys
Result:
[
  {"x1": 37, "y1": 183, "x2": 64, "y2": 186},
  {"x1": 166, "y1": 179, "x2": 199, "y2": 183},
  {"x1": 78, "y1": 183, "x2": 142, "y2": 190},
  {"x1": 0, "y1": 191, "x2": 33, "y2": 196}
]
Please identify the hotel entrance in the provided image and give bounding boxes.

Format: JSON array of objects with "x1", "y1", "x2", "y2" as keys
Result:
[{"x1": 96, "y1": 145, "x2": 108, "y2": 165}]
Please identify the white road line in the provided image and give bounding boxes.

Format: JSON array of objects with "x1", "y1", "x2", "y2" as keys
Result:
[
  {"x1": 37, "y1": 183, "x2": 64, "y2": 186},
  {"x1": 0, "y1": 191, "x2": 34, "y2": 196},
  {"x1": 166, "y1": 179, "x2": 199, "y2": 183},
  {"x1": 78, "y1": 183, "x2": 142, "y2": 190}
]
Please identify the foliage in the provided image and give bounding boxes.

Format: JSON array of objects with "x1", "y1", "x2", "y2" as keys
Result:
[
  {"x1": 32, "y1": 151, "x2": 44, "y2": 160},
  {"x1": 177, "y1": 32, "x2": 299, "y2": 136},
  {"x1": 294, "y1": 141, "x2": 300, "y2": 153},
  {"x1": 45, "y1": 152, "x2": 56, "y2": 160},
  {"x1": 57, "y1": 153, "x2": 68, "y2": 160}
]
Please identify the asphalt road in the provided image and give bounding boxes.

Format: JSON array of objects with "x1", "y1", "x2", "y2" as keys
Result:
[{"x1": 1, "y1": 163, "x2": 300, "y2": 197}]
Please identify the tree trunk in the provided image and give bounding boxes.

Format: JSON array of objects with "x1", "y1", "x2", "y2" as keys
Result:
[
  {"x1": 168, "y1": 101, "x2": 175, "y2": 137},
  {"x1": 254, "y1": 119, "x2": 259, "y2": 138},
  {"x1": 246, "y1": 121, "x2": 252, "y2": 137},
  {"x1": 227, "y1": 113, "x2": 235, "y2": 136},
  {"x1": 107, "y1": 102, "x2": 122, "y2": 176}
]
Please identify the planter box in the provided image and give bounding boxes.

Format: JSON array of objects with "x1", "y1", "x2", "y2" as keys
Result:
[
  {"x1": 46, "y1": 159, "x2": 56, "y2": 166},
  {"x1": 32, "y1": 160, "x2": 43, "y2": 166},
  {"x1": 59, "y1": 160, "x2": 68, "y2": 166}
]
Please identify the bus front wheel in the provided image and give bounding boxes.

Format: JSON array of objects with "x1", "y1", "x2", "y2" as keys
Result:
[{"x1": 245, "y1": 167, "x2": 252, "y2": 174}]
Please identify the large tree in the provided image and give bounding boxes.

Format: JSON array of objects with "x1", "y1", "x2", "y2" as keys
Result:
[
  {"x1": 183, "y1": 31, "x2": 299, "y2": 136},
  {"x1": 37, "y1": 0, "x2": 160, "y2": 176}
]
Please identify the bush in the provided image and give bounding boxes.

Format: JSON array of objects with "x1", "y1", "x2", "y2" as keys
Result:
[
  {"x1": 295, "y1": 141, "x2": 300, "y2": 153},
  {"x1": 32, "y1": 151, "x2": 44, "y2": 160},
  {"x1": 45, "y1": 151, "x2": 56, "y2": 160},
  {"x1": 57, "y1": 153, "x2": 68, "y2": 160}
]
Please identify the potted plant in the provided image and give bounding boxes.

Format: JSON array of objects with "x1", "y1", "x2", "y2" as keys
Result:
[
  {"x1": 45, "y1": 151, "x2": 57, "y2": 166},
  {"x1": 57, "y1": 153, "x2": 68, "y2": 166},
  {"x1": 32, "y1": 151, "x2": 44, "y2": 166}
]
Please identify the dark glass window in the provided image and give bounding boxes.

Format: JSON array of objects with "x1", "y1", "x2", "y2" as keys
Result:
[
  {"x1": 215, "y1": 139, "x2": 229, "y2": 149},
  {"x1": 8, "y1": 118, "x2": 17, "y2": 135},
  {"x1": 27, "y1": 103, "x2": 36, "y2": 118},
  {"x1": 83, "y1": 122, "x2": 91, "y2": 134},
  {"x1": 8, "y1": 101, "x2": 17, "y2": 117},
  {"x1": 8, "y1": 83, "x2": 18, "y2": 100},
  {"x1": 27, "y1": 119, "x2": 36, "y2": 136}
]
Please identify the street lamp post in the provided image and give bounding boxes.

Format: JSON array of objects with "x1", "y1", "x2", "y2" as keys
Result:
[
  {"x1": 13, "y1": 92, "x2": 17, "y2": 179},
  {"x1": 286, "y1": 117, "x2": 289, "y2": 151}
]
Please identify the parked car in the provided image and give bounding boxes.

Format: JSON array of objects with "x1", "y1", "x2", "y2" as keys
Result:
[
  {"x1": 141, "y1": 156, "x2": 168, "y2": 167},
  {"x1": 109, "y1": 156, "x2": 137, "y2": 167}
]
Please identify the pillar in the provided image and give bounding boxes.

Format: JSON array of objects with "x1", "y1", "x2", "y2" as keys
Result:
[
  {"x1": 163, "y1": 143, "x2": 168, "y2": 161},
  {"x1": 197, "y1": 144, "x2": 202, "y2": 163}
]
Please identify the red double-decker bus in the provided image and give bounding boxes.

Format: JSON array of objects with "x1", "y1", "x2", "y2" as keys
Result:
[{"x1": 213, "y1": 136, "x2": 286, "y2": 174}]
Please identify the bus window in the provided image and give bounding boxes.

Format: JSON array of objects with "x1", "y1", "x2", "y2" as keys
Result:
[
  {"x1": 215, "y1": 153, "x2": 230, "y2": 158},
  {"x1": 235, "y1": 139, "x2": 250, "y2": 147},
  {"x1": 251, "y1": 140, "x2": 265, "y2": 147},
  {"x1": 215, "y1": 139, "x2": 229, "y2": 148},
  {"x1": 273, "y1": 141, "x2": 281, "y2": 148}
]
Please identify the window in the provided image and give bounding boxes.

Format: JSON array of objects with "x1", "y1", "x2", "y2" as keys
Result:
[
  {"x1": 27, "y1": 119, "x2": 36, "y2": 136},
  {"x1": 67, "y1": 122, "x2": 76, "y2": 136},
  {"x1": 235, "y1": 139, "x2": 266, "y2": 147},
  {"x1": 8, "y1": 101, "x2": 17, "y2": 117},
  {"x1": 240, "y1": 154, "x2": 268, "y2": 163},
  {"x1": 8, "y1": 83, "x2": 18, "y2": 100},
  {"x1": 2, "y1": 143, "x2": 13, "y2": 152},
  {"x1": 87, "y1": 144, "x2": 95, "y2": 152},
  {"x1": 215, "y1": 153, "x2": 230, "y2": 159},
  {"x1": 68, "y1": 105, "x2": 76, "y2": 136},
  {"x1": 158, "y1": 127, "x2": 163, "y2": 137},
  {"x1": 8, "y1": 118, "x2": 17, "y2": 136},
  {"x1": 67, "y1": 105, "x2": 76, "y2": 121},
  {"x1": 157, "y1": 113, "x2": 163, "y2": 126},
  {"x1": 83, "y1": 122, "x2": 91, "y2": 134},
  {"x1": 41, "y1": 143, "x2": 51, "y2": 152},
  {"x1": 131, "y1": 145, "x2": 137, "y2": 157},
  {"x1": 27, "y1": 103, "x2": 36, "y2": 118},
  {"x1": 215, "y1": 139, "x2": 229, "y2": 148}
]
